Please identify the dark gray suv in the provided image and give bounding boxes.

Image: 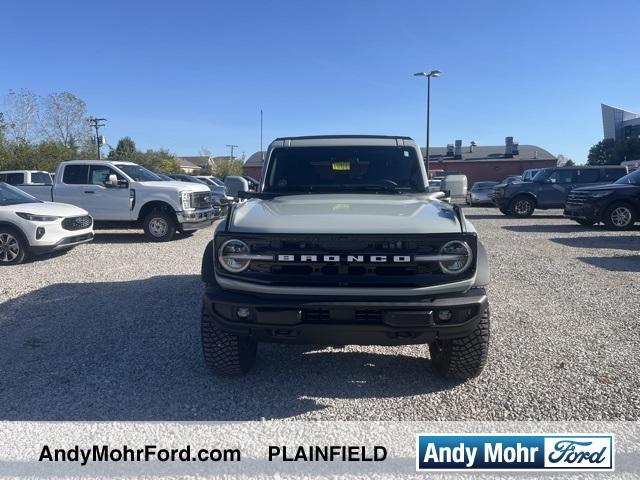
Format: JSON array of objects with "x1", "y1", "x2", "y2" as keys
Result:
[{"x1": 491, "y1": 166, "x2": 628, "y2": 217}]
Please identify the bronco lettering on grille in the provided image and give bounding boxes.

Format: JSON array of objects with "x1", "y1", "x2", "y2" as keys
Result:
[{"x1": 276, "y1": 254, "x2": 411, "y2": 263}]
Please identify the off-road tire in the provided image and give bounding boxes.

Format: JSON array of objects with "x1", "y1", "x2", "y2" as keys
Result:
[
  {"x1": 0, "y1": 227, "x2": 27, "y2": 265},
  {"x1": 509, "y1": 196, "x2": 535, "y2": 217},
  {"x1": 603, "y1": 202, "x2": 637, "y2": 231},
  {"x1": 498, "y1": 207, "x2": 511, "y2": 216},
  {"x1": 429, "y1": 307, "x2": 490, "y2": 380},
  {"x1": 143, "y1": 209, "x2": 176, "y2": 242},
  {"x1": 201, "y1": 304, "x2": 257, "y2": 376}
]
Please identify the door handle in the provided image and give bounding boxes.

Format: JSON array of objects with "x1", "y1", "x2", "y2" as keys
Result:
[{"x1": 84, "y1": 190, "x2": 95, "y2": 194}]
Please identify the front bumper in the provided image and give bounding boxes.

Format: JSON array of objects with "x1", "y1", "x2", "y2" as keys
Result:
[
  {"x1": 203, "y1": 284, "x2": 488, "y2": 346},
  {"x1": 30, "y1": 232, "x2": 94, "y2": 254},
  {"x1": 176, "y1": 207, "x2": 219, "y2": 231},
  {"x1": 564, "y1": 202, "x2": 599, "y2": 222}
]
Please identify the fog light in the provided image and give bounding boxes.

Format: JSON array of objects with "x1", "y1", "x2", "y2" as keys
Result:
[
  {"x1": 36, "y1": 227, "x2": 45, "y2": 240},
  {"x1": 236, "y1": 307, "x2": 251, "y2": 320},
  {"x1": 438, "y1": 310, "x2": 452, "y2": 322}
]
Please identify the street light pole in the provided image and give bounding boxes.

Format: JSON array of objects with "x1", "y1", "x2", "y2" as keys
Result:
[{"x1": 414, "y1": 70, "x2": 441, "y2": 177}]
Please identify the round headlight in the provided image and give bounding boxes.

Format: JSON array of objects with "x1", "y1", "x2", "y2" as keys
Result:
[
  {"x1": 218, "y1": 239, "x2": 251, "y2": 273},
  {"x1": 438, "y1": 240, "x2": 473, "y2": 275}
]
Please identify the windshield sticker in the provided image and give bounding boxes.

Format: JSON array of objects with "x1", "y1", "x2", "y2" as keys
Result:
[{"x1": 332, "y1": 161, "x2": 351, "y2": 171}]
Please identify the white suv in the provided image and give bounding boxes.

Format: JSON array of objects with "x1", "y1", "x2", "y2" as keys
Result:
[{"x1": 0, "y1": 182, "x2": 94, "y2": 265}]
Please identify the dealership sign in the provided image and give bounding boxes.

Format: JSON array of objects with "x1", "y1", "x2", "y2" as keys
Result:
[{"x1": 416, "y1": 434, "x2": 614, "y2": 471}]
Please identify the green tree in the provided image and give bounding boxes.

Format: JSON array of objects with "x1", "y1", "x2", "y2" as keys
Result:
[
  {"x1": 214, "y1": 156, "x2": 244, "y2": 178},
  {"x1": 109, "y1": 136, "x2": 138, "y2": 162},
  {"x1": 588, "y1": 138, "x2": 640, "y2": 165},
  {"x1": 588, "y1": 139, "x2": 617, "y2": 165},
  {"x1": 137, "y1": 148, "x2": 182, "y2": 173}
]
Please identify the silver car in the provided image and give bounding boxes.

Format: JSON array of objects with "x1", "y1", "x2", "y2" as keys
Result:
[{"x1": 466, "y1": 181, "x2": 499, "y2": 205}]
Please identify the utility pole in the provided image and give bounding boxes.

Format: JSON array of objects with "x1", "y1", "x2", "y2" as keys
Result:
[
  {"x1": 226, "y1": 144, "x2": 238, "y2": 162},
  {"x1": 89, "y1": 117, "x2": 107, "y2": 160}
]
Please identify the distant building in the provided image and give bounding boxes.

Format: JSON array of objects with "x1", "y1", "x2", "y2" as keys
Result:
[
  {"x1": 244, "y1": 138, "x2": 556, "y2": 185},
  {"x1": 601, "y1": 104, "x2": 640, "y2": 141},
  {"x1": 243, "y1": 151, "x2": 265, "y2": 179},
  {"x1": 176, "y1": 156, "x2": 213, "y2": 174},
  {"x1": 425, "y1": 137, "x2": 556, "y2": 183}
]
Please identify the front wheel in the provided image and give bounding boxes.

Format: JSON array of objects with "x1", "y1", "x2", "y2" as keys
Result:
[
  {"x1": 509, "y1": 196, "x2": 535, "y2": 217},
  {"x1": 0, "y1": 228, "x2": 27, "y2": 265},
  {"x1": 143, "y1": 209, "x2": 176, "y2": 242},
  {"x1": 429, "y1": 307, "x2": 490, "y2": 380},
  {"x1": 603, "y1": 203, "x2": 637, "y2": 230},
  {"x1": 201, "y1": 304, "x2": 257, "y2": 376}
]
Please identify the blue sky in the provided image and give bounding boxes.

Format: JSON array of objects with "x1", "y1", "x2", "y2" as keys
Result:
[{"x1": 3, "y1": 0, "x2": 640, "y2": 161}]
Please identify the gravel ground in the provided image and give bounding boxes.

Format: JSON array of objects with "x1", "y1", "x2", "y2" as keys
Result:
[{"x1": 0, "y1": 207, "x2": 639, "y2": 421}]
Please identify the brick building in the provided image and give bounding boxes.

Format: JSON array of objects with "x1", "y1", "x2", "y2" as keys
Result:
[{"x1": 424, "y1": 138, "x2": 557, "y2": 184}]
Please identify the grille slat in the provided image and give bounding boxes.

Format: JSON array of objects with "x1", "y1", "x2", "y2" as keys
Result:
[
  {"x1": 566, "y1": 191, "x2": 591, "y2": 206},
  {"x1": 192, "y1": 192, "x2": 212, "y2": 209},
  {"x1": 62, "y1": 215, "x2": 93, "y2": 231}
]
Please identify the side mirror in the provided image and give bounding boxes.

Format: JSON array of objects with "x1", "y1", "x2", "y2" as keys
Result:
[{"x1": 106, "y1": 174, "x2": 119, "y2": 187}]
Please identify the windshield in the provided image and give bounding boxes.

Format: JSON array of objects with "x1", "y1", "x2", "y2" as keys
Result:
[
  {"x1": 199, "y1": 178, "x2": 217, "y2": 187},
  {"x1": 615, "y1": 169, "x2": 640, "y2": 186},
  {"x1": 0, "y1": 182, "x2": 41, "y2": 206},
  {"x1": 116, "y1": 164, "x2": 161, "y2": 182},
  {"x1": 532, "y1": 169, "x2": 552, "y2": 182},
  {"x1": 263, "y1": 146, "x2": 426, "y2": 193}
]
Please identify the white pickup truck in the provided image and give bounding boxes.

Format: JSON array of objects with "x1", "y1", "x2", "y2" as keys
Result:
[
  {"x1": 0, "y1": 170, "x2": 53, "y2": 186},
  {"x1": 12, "y1": 160, "x2": 218, "y2": 241}
]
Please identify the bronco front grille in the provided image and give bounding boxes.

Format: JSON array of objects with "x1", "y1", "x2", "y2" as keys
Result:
[
  {"x1": 215, "y1": 233, "x2": 477, "y2": 288},
  {"x1": 62, "y1": 215, "x2": 93, "y2": 231}
]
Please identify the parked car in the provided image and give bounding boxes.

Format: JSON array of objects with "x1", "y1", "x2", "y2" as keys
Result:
[
  {"x1": 196, "y1": 176, "x2": 233, "y2": 199},
  {"x1": 491, "y1": 166, "x2": 629, "y2": 217},
  {"x1": 466, "y1": 181, "x2": 499, "y2": 205},
  {"x1": 427, "y1": 178, "x2": 442, "y2": 193},
  {"x1": 0, "y1": 182, "x2": 94, "y2": 265},
  {"x1": 564, "y1": 168, "x2": 640, "y2": 230},
  {"x1": 0, "y1": 170, "x2": 53, "y2": 186},
  {"x1": 195, "y1": 176, "x2": 234, "y2": 214},
  {"x1": 18, "y1": 161, "x2": 217, "y2": 241},
  {"x1": 156, "y1": 173, "x2": 173, "y2": 181},
  {"x1": 200, "y1": 135, "x2": 491, "y2": 381},
  {"x1": 0, "y1": 170, "x2": 55, "y2": 204},
  {"x1": 440, "y1": 174, "x2": 468, "y2": 197}
]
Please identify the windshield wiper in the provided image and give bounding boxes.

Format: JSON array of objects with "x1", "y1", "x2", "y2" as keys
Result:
[{"x1": 306, "y1": 183, "x2": 412, "y2": 193}]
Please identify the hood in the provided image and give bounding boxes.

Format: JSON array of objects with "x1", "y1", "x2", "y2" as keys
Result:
[
  {"x1": 12, "y1": 201, "x2": 89, "y2": 217},
  {"x1": 137, "y1": 181, "x2": 210, "y2": 193},
  {"x1": 573, "y1": 183, "x2": 636, "y2": 192},
  {"x1": 230, "y1": 194, "x2": 463, "y2": 234}
]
